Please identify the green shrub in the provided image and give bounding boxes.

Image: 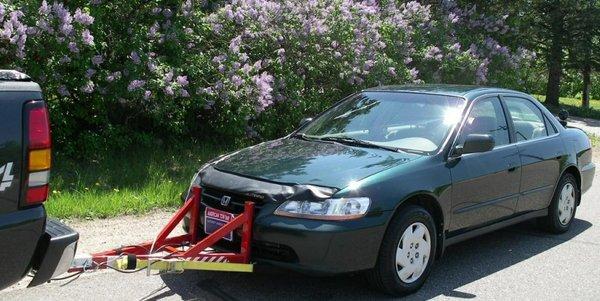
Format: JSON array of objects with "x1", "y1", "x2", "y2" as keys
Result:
[{"x1": 1, "y1": 1, "x2": 535, "y2": 156}]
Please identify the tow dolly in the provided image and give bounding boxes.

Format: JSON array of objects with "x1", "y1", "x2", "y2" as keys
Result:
[{"x1": 66, "y1": 187, "x2": 256, "y2": 276}]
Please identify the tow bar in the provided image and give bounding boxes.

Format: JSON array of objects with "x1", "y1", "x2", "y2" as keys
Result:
[{"x1": 67, "y1": 187, "x2": 255, "y2": 275}]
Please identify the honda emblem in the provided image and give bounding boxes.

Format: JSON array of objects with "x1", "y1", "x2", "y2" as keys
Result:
[{"x1": 220, "y1": 195, "x2": 231, "y2": 206}]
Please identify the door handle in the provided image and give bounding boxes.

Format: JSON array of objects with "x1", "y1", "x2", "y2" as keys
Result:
[{"x1": 507, "y1": 163, "x2": 517, "y2": 172}]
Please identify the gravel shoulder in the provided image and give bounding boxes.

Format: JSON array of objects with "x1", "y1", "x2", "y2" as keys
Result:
[{"x1": 6, "y1": 209, "x2": 183, "y2": 292}]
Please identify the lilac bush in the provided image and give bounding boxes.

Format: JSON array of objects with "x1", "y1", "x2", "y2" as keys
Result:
[{"x1": 0, "y1": 0, "x2": 535, "y2": 153}]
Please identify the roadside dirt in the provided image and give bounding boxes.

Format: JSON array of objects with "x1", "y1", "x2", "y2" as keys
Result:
[
  {"x1": 8, "y1": 209, "x2": 184, "y2": 291},
  {"x1": 66, "y1": 209, "x2": 185, "y2": 254}
]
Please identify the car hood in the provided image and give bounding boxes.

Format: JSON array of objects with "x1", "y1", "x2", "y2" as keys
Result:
[{"x1": 213, "y1": 138, "x2": 421, "y2": 189}]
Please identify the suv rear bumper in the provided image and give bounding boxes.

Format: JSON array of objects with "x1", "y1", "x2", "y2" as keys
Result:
[{"x1": 28, "y1": 218, "x2": 79, "y2": 287}]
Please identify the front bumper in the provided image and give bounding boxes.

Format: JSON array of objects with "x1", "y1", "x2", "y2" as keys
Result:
[
  {"x1": 186, "y1": 197, "x2": 392, "y2": 275},
  {"x1": 28, "y1": 218, "x2": 79, "y2": 287},
  {"x1": 252, "y1": 206, "x2": 392, "y2": 274}
]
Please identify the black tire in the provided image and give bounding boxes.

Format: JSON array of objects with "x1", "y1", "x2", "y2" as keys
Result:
[
  {"x1": 539, "y1": 173, "x2": 579, "y2": 234},
  {"x1": 366, "y1": 205, "x2": 437, "y2": 296}
]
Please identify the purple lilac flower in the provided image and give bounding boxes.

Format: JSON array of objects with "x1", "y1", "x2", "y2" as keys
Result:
[
  {"x1": 180, "y1": 89, "x2": 190, "y2": 97},
  {"x1": 81, "y1": 81, "x2": 95, "y2": 93},
  {"x1": 424, "y1": 46, "x2": 442, "y2": 61},
  {"x1": 450, "y1": 42, "x2": 461, "y2": 52},
  {"x1": 82, "y1": 29, "x2": 94, "y2": 45},
  {"x1": 176, "y1": 75, "x2": 189, "y2": 86},
  {"x1": 86, "y1": 68, "x2": 96, "y2": 78},
  {"x1": 163, "y1": 9, "x2": 173, "y2": 18},
  {"x1": 130, "y1": 51, "x2": 141, "y2": 64},
  {"x1": 147, "y1": 61, "x2": 157, "y2": 72},
  {"x1": 388, "y1": 67, "x2": 396, "y2": 77},
  {"x1": 182, "y1": 0, "x2": 193, "y2": 17},
  {"x1": 409, "y1": 68, "x2": 419, "y2": 80},
  {"x1": 127, "y1": 80, "x2": 146, "y2": 91},
  {"x1": 252, "y1": 72, "x2": 274, "y2": 111},
  {"x1": 106, "y1": 71, "x2": 121, "y2": 82},
  {"x1": 39, "y1": 1, "x2": 51, "y2": 15},
  {"x1": 149, "y1": 22, "x2": 159, "y2": 37},
  {"x1": 475, "y1": 58, "x2": 489, "y2": 84},
  {"x1": 231, "y1": 75, "x2": 243, "y2": 87},
  {"x1": 74, "y1": 8, "x2": 94, "y2": 25},
  {"x1": 404, "y1": 57, "x2": 413, "y2": 64},
  {"x1": 229, "y1": 36, "x2": 242, "y2": 53},
  {"x1": 143, "y1": 90, "x2": 152, "y2": 100},
  {"x1": 164, "y1": 71, "x2": 173, "y2": 83},
  {"x1": 164, "y1": 86, "x2": 174, "y2": 96},
  {"x1": 92, "y1": 55, "x2": 103, "y2": 66},
  {"x1": 68, "y1": 42, "x2": 79, "y2": 53},
  {"x1": 60, "y1": 55, "x2": 71, "y2": 64},
  {"x1": 58, "y1": 85, "x2": 70, "y2": 96}
]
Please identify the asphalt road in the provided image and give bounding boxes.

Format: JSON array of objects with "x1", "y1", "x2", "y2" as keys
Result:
[{"x1": 2, "y1": 171, "x2": 599, "y2": 301}]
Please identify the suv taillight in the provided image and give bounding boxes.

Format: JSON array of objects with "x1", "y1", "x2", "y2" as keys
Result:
[{"x1": 24, "y1": 101, "x2": 51, "y2": 206}]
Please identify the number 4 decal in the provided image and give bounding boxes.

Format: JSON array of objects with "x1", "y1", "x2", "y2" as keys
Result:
[{"x1": 0, "y1": 162, "x2": 14, "y2": 191}]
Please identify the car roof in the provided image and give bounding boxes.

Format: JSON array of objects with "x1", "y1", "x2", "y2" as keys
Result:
[
  {"x1": 0, "y1": 70, "x2": 41, "y2": 92},
  {"x1": 364, "y1": 84, "x2": 529, "y2": 100}
]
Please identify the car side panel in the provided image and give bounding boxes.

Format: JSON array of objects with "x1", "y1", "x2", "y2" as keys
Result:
[
  {"x1": 561, "y1": 128, "x2": 595, "y2": 195},
  {"x1": 0, "y1": 206, "x2": 45, "y2": 290},
  {"x1": 449, "y1": 145, "x2": 521, "y2": 231},
  {"x1": 515, "y1": 136, "x2": 565, "y2": 212}
]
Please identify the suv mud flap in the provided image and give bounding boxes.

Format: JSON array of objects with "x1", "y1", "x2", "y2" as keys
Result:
[{"x1": 28, "y1": 218, "x2": 79, "y2": 287}]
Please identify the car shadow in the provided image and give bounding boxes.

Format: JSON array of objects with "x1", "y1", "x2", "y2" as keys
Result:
[{"x1": 150, "y1": 218, "x2": 592, "y2": 301}]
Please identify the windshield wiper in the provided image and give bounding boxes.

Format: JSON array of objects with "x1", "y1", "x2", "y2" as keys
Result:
[
  {"x1": 319, "y1": 136, "x2": 401, "y2": 152},
  {"x1": 396, "y1": 147, "x2": 428, "y2": 155},
  {"x1": 292, "y1": 133, "x2": 318, "y2": 141}
]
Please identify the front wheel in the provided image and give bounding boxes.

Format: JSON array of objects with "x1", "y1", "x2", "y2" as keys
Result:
[
  {"x1": 539, "y1": 173, "x2": 579, "y2": 234},
  {"x1": 366, "y1": 205, "x2": 437, "y2": 296}
]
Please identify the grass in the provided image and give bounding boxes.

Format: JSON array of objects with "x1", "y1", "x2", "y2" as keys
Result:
[
  {"x1": 47, "y1": 94, "x2": 600, "y2": 220},
  {"x1": 46, "y1": 142, "x2": 233, "y2": 219},
  {"x1": 534, "y1": 95, "x2": 600, "y2": 120},
  {"x1": 589, "y1": 133, "x2": 600, "y2": 148}
]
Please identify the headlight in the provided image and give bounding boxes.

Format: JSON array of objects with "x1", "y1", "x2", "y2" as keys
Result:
[{"x1": 274, "y1": 197, "x2": 370, "y2": 220}]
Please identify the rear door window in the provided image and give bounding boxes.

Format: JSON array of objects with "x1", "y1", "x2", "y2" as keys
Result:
[{"x1": 504, "y1": 97, "x2": 548, "y2": 142}]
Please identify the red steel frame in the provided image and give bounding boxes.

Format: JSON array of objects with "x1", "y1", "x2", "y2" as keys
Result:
[{"x1": 69, "y1": 187, "x2": 255, "y2": 272}]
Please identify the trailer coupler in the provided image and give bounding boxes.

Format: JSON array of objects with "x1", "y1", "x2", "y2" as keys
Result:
[{"x1": 67, "y1": 187, "x2": 255, "y2": 275}]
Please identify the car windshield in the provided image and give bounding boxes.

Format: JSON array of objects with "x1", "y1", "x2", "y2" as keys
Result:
[{"x1": 298, "y1": 92, "x2": 466, "y2": 154}]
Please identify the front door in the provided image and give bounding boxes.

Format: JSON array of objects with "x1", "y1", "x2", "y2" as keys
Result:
[{"x1": 449, "y1": 96, "x2": 521, "y2": 232}]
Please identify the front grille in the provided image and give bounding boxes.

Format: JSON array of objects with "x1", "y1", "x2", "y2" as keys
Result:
[
  {"x1": 201, "y1": 186, "x2": 262, "y2": 214},
  {"x1": 191, "y1": 186, "x2": 297, "y2": 263}
]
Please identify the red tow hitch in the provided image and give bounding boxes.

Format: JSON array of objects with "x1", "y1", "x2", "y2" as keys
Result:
[{"x1": 68, "y1": 187, "x2": 255, "y2": 274}]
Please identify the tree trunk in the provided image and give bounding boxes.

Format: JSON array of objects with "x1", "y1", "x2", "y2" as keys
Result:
[
  {"x1": 582, "y1": 64, "x2": 591, "y2": 108},
  {"x1": 545, "y1": 3, "x2": 565, "y2": 107},
  {"x1": 545, "y1": 53, "x2": 562, "y2": 107}
]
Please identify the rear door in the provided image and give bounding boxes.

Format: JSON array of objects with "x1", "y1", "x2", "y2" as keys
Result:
[
  {"x1": 449, "y1": 96, "x2": 521, "y2": 231},
  {"x1": 502, "y1": 96, "x2": 564, "y2": 212}
]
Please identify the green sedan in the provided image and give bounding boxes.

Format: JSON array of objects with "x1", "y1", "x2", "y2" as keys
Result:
[{"x1": 184, "y1": 85, "x2": 595, "y2": 296}]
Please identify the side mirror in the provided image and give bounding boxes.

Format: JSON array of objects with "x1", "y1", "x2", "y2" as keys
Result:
[
  {"x1": 454, "y1": 134, "x2": 495, "y2": 156},
  {"x1": 558, "y1": 109, "x2": 569, "y2": 127},
  {"x1": 299, "y1": 117, "x2": 313, "y2": 128}
]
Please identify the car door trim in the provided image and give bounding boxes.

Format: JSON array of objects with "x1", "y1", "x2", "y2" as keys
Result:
[
  {"x1": 519, "y1": 184, "x2": 554, "y2": 196},
  {"x1": 444, "y1": 208, "x2": 548, "y2": 247},
  {"x1": 453, "y1": 192, "x2": 520, "y2": 214}
]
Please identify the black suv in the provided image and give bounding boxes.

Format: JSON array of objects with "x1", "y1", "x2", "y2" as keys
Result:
[{"x1": 0, "y1": 70, "x2": 78, "y2": 289}]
